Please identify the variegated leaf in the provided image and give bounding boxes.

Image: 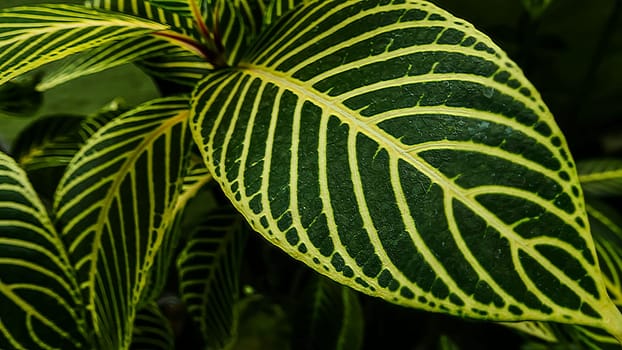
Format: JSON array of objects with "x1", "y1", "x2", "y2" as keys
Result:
[
  {"x1": 54, "y1": 97, "x2": 191, "y2": 349},
  {"x1": 177, "y1": 207, "x2": 247, "y2": 349},
  {"x1": 190, "y1": 0, "x2": 622, "y2": 339},
  {"x1": 0, "y1": 4, "x2": 167, "y2": 86},
  {"x1": 577, "y1": 159, "x2": 622, "y2": 197},
  {"x1": 0, "y1": 151, "x2": 87, "y2": 349}
]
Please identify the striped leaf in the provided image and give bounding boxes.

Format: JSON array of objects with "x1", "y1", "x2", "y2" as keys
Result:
[
  {"x1": 54, "y1": 97, "x2": 191, "y2": 349},
  {"x1": 502, "y1": 321, "x2": 558, "y2": 343},
  {"x1": 0, "y1": 4, "x2": 167, "y2": 86},
  {"x1": 264, "y1": 0, "x2": 309, "y2": 27},
  {"x1": 87, "y1": 0, "x2": 196, "y2": 38},
  {"x1": 13, "y1": 100, "x2": 125, "y2": 172},
  {"x1": 177, "y1": 207, "x2": 247, "y2": 349},
  {"x1": 130, "y1": 302, "x2": 175, "y2": 350},
  {"x1": 0, "y1": 151, "x2": 87, "y2": 349},
  {"x1": 36, "y1": 36, "x2": 176, "y2": 91},
  {"x1": 292, "y1": 275, "x2": 364, "y2": 350},
  {"x1": 577, "y1": 159, "x2": 622, "y2": 197},
  {"x1": 190, "y1": 0, "x2": 622, "y2": 338}
]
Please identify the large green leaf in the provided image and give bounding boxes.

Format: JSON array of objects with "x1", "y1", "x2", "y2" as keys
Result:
[
  {"x1": 177, "y1": 207, "x2": 247, "y2": 349},
  {"x1": 0, "y1": 151, "x2": 87, "y2": 349},
  {"x1": 291, "y1": 274, "x2": 364, "y2": 350},
  {"x1": 190, "y1": 0, "x2": 622, "y2": 338},
  {"x1": 0, "y1": 4, "x2": 167, "y2": 86},
  {"x1": 54, "y1": 97, "x2": 191, "y2": 349}
]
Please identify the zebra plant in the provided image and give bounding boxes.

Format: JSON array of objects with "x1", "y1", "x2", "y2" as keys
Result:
[{"x1": 1, "y1": 0, "x2": 622, "y2": 349}]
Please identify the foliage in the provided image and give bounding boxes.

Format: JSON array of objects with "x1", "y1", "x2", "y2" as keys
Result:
[{"x1": 1, "y1": 0, "x2": 622, "y2": 349}]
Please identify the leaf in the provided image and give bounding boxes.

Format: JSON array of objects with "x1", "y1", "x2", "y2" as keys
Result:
[
  {"x1": 0, "y1": 73, "x2": 43, "y2": 116},
  {"x1": 502, "y1": 321, "x2": 558, "y2": 343},
  {"x1": 292, "y1": 274, "x2": 364, "y2": 350},
  {"x1": 53, "y1": 97, "x2": 192, "y2": 349},
  {"x1": 587, "y1": 201, "x2": 622, "y2": 306},
  {"x1": 577, "y1": 159, "x2": 622, "y2": 197},
  {"x1": 190, "y1": 0, "x2": 622, "y2": 338},
  {"x1": 437, "y1": 335, "x2": 460, "y2": 350},
  {"x1": 264, "y1": 0, "x2": 309, "y2": 27},
  {"x1": 130, "y1": 302, "x2": 175, "y2": 350},
  {"x1": 521, "y1": 0, "x2": 554, "y2": 19},
  {"x1": 177, "y1": 207, "x2": 247, "y2": 349},
  {"x1": 140, "y1": 157, "x2": 212, "y2": 306},
  {"x1": 36, "y1": 36, "x2": 177, "y2": 91},
  {"x1": 11, "y1": 100, "x2": 126, "y2": 200},
  {"x1": 0, "y1": 151, "x2": 87, "y2": 349},
  {"x1": 0, "y1": 4, "x2": 167, "y2": 86}
]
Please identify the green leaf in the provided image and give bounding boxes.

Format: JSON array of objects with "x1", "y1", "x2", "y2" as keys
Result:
[
  {"x1": 140, "y1": 156, "x2": 212, "y2": 305},
  {"x1": 130, "y1": 302, "x2": 175, "y2": 350},
  {"x1": 190, "y1": 0, "x2": 622, "y2": 338},
  {"x1": 577, "y1": 159, "x2": 622, "y2": 197},
  {"x1": 36, "y1": 36, "x2": 177, "y2": 91},
  {"x1": 0, "y1": 151, "x2": 87, "y2": 349},
  {"x1": 503, "y1": 321, "x2": 558, "y2": 343},
  {"x1": 0, "y1": 74, "x2": 43, "y2": 116},
  {"x1": 264, "y1": 0, "x2": 309, "y2": 27},
  {"x1": 177, "y1": 207, "x2": 247, "y2": 349},
  {"x1": 292, "y1": 275, "x2": 364, "y2": 350},
  {"x1": 587, "y1": 201, "x2": 622, "y2": 306},
  {"x1": 0, "y1": 4, "x2": 167, "y2": 86},
  {"x1": 521, "y1": 0, "x2": 554, "y2": 19},
  {"x1": 437, "y1": 335, "x2": 460, "y2": 350},
  {"x1": 54, "y1": 97, "x2": 191, "y2": 349}
]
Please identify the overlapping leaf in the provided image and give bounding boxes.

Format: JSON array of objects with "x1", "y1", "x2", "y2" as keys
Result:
[
  {"x1": 291, "y1": 275, "x2": 364, "y2": 350},
  {"x1": 177, "y1": 207, "x2": 247, "y2": 349},
  {"x1": 130, "y1": 302, "x2": 175, "y2": 350},
  {"x1": 0, "y1": 4, "x2": 167, "y2": 86},
  {"x1": 54, "y1": 97, "x2": 191, "y2": 349},
  {"x1": 0, "y1": 151, "x2": 87, "y2": 349},
  {"x1": 577, "y1": 159, "x2": 622, "y2": 197},
  {"x1": 190, "y1": 0, "x2": 622, "y2": 338}
]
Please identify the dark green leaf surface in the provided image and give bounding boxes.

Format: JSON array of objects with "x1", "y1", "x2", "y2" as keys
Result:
[
  {"x1": 54, "y1": 97, "x2": 191, "y2": 349},
  {"x1": 0, "y1": 151, "x2": 87, "y2": 349},
  {"x1": 177, "y1": 207, "x2": 247, "y2": 349},
  {"x1": 190, "y1": 0, "x2": 622, "y2": 337}
]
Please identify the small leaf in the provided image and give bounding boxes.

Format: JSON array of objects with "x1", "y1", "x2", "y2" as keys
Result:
[
  {"x1": 521, "y1": 0, "x2": 554, "y2": 19},
  {"x1": 54, "y1": 97, "x2": 192, "y2": 349},
  {"x1": 0, "y1": 74, "x2": 43, "y2": 116},
  {"x1": 577, "y1": 159, "x2": 622, "y2": 197},
  {"x1": 0, "y1": 151, "x2": 87, "y2": 349},
  {"x1": 587, "y1": 201, "x2": 622, "y2": 306},
  {"x1": 130, "y1": 302, "x2": 175, "y2": 350},
  {"x1": 177, "y1": 207, "x2": 248, "y2": 349},
  {"x1": 292, "y1": 274, "x2": 364, "y2": 350}
]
